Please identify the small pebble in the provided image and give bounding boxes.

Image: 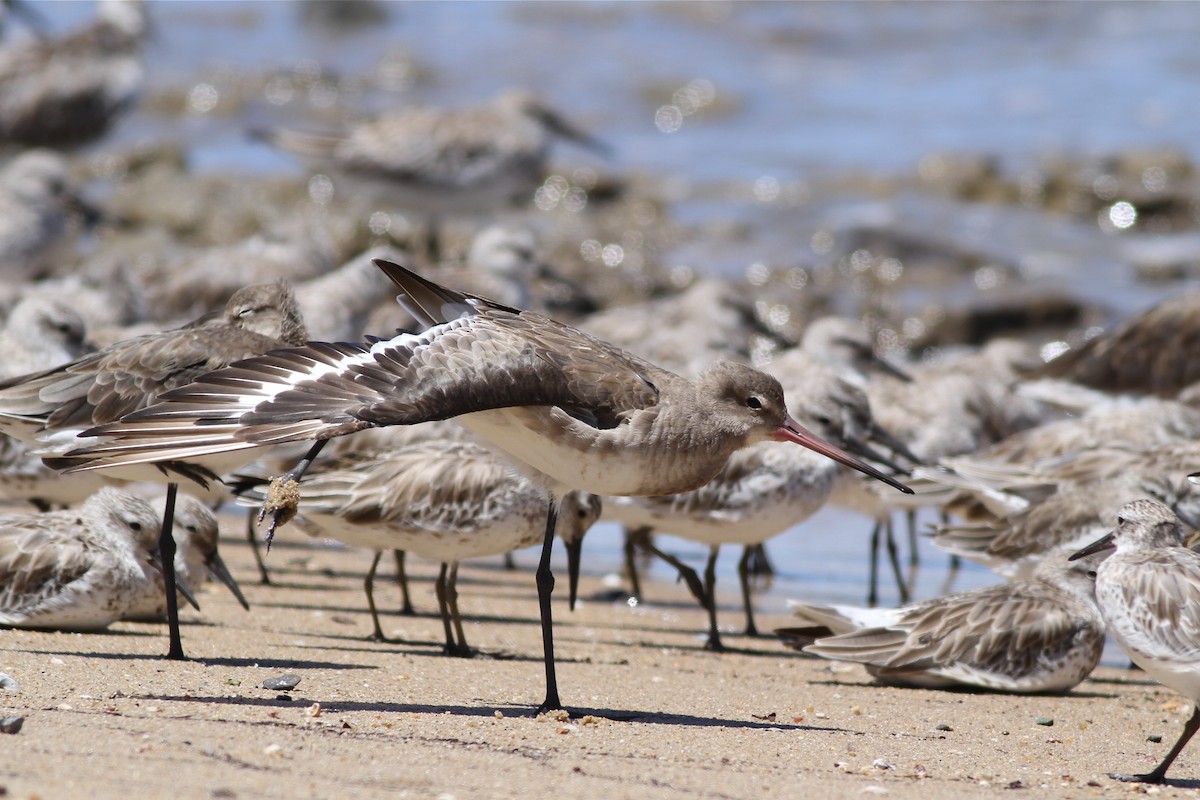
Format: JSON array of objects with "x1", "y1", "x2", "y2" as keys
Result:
[
  {"x1": 935, "y1": 723, "x2": 952, "y2": 732},
  {"x1": 0, "y1": 716, "x2": 23, "y2": 734},
  {"x1": 262, "y1": 674, "x2": 301, "y2": 691},
  {"x1": 1148, "y1": 734, "x2": 1163, "y2": 743},
  {"x1": 275, "y1": 694, "x2": 293, "y2": 702},
  {"x1": 1035, "y1": 717, "x2": 1054, "y2": 726},
  {"x1": 0, "y1": 674, "x2": 17, "y2": 692}
]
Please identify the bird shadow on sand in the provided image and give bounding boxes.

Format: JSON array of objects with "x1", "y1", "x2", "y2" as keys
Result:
[
  {"x1": 1084, "y1": 672, "x2": 1161, "y2": 689},
  {"x1": 286, "y1": 637, "x2": 590, "y2": 666},
  {"x1": 13, "y1": 650, "x2": 373, "y2": 670},
  {"x1": 130, "y1": 691, "x2": 859, "y2": 731},
  {"x1": 562, "y1": 628, "x2": 798, "y2": 658},
  {"x1": 802, "y1": 676, "x2": 1121, "y2": 700}
]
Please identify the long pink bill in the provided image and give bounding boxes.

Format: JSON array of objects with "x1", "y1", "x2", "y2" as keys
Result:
[{"x1": 774, "y1": 415, "x2": 913, "y2": 495}]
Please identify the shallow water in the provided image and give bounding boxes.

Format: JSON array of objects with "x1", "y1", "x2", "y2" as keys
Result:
[{"x1": 32, "y1": 1, "x2": 1189, "y2": 664}]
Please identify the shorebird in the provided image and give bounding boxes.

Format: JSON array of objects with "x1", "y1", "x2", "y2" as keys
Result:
[
  {"x1": 254, "y1": 89, "x2": 606, "y2": 259},
  {"x1": 780, "y1": 547, "x2": 1105, "y2": 693},
  {"x1": 799, "y1": 316, "x2": 912, "y2": 386},
  {"x1": 831, "y1": 338, "x2": 1051, "y2": 603},
  {"x1": 910, "y1": 394, "x2": 1200, "y2": 526},
  {"x1": 603, "y1": 359, "x2": 913, "y2": 650},
  {"x1": 0, "y1": 486, "x2": 178, "y2": 630},
  {"x1": 0, "y1": 0, "x2": 147, "y2": 148},
  {"x1": 1071, "y1": 499, "x2": 1200, "y2": 783},
  {"x1": 1038, "y1": 291, "x2": 1200, "y2": 398},
  {"x1": 52, "y1": 260, "x2": 912, "y2": 714},
  {"x1": 122, "y1": 493, "x2": 248, "y2": 621},
  {"x1": 246, "y1": 437, "x2": 599, "y2": 652},
  {"x1": 0, "y1": 150, "x2": 97, "y2": 281},
  {"x1": 0, "y1": 295, "x2": 91, "y2": 379},
  {"x1": 930, "y1": 444, "x2": 1200, "y2": 580},
  {"x1": 0, "y1": 280, "x2": 308, "y2": 659}
]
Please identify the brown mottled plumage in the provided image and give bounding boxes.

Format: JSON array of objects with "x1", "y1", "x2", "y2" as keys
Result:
[
  {"x1": 254, "y1": 436, "x2": 599, "y2": 652},
  {"x1": 784, "y1": 549, "x2": 1105, "y2": 693},
  {"x1": 1072, "y1": 500, "x2": 1200, "y2": 783},
  {"x1": 1038, "y1": 292, "x2": 1200, "y2": 397},
  {"x1": 0, "y1": 486, "x2": 162, "y2": 630},
  {"x1": 0, "y1": 279, "x2": 306, "y2": 660}
]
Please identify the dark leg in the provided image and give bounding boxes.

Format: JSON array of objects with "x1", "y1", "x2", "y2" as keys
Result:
[
  {"x1": 623, "y1": 525, "x2": 648, "y2": 602},
  {"x1": 906, "y1": 509, "x2": 919, "y2": 568},
  {"x1": 1111, "y1": 703, "x2": 1200, "y2": 783},
  {"x1": 535, "y1": 499, "x2": 562, "y2": 715},
  {"x1": 867, "y1": 519, "x2": 883, "y2": 608},
  {"x1": 503, "y1": 552, "x2": 517, "y2": 570},
  {"x1": 160, "y1": 483, "x2": 185, "y2": 660},
  {"x1": 631, "y1": 534, "x2": 717, "y2": 648},
  {"x1": 445, "y1": 562, "x2": 472, "y2": 657},
  {"x1": 364, "y1": 551, "x2": 389, "y2": 642},
  {"x1": 746, "y1": 542, "x2": 775, "y2": 578},
  {"x1": 425, "y1": 216, "x2": 442, "y2": 265},
  {"x1": 434, "y1": 562, "x2": 457, "y2": 654},
  {"x1": 634, "y1": 533, "x2": 705, "y2": 607},
  {"x1": 246, "y1": 507, "x2": 271, "y2": 585},
  {"x1": 701, "y1": 546, "x2": 724, "y2": 652},
  {"x1": 738, "y1": 545, "x2": 759, "y2": 637},
  {"x1": 393, "y1": 550, "x2": 414, "y2": 615},
  {"x1": 884, "y1": 516, "x2": 910, "y2": 604}
]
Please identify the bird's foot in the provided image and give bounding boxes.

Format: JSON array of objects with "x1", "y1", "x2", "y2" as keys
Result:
[
  {"x1": 257, "y1": 476, "x2": 302, "y2": 547},
  {"x1": 442, "y1": 643, "x2": 477, "y2": 659},
  {"x1": 1108, "y1": 772, "x2": 1166, "y2": 784}
]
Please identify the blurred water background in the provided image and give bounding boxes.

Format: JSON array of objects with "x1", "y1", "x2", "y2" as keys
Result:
[{"x1": 24, "y1": 1, "x2": 1200, "y2": 654}]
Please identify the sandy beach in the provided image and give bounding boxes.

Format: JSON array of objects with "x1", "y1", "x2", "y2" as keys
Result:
[{"x1": 1, "y1": 510, "x2": 1196, "y2": 800}]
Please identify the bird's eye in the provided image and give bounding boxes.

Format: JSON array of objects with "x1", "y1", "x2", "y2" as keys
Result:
[
  {"x1": 1086, "y1": 570, "x2": 1097, "y2": 579},
  {"x1": 239, "y1": 308, "x2": 255, "y2": 317},
  {"x1": 746, "y1": 396, "x2": 763, "y2": 410},
  {"x1": 130, "y1": 521, "x2": 142, "y2": 531},
  {"x1": 816, "y1": 415, "x2": 832, "y2": 427}
]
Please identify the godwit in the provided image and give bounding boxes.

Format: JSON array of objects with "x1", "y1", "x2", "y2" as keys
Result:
[
  {"x1": 53, "y1": 260, "x2": 912, "y2": 714},
  {"x1": 1038, "y1": 291, "x2": 1200, "y2": 398},
  {"x1": 0, "y1": 0, "x2": 147, "y2": 148},
  {"x1": 254, "y1": 89, "x2": 606, "y2": 259}
]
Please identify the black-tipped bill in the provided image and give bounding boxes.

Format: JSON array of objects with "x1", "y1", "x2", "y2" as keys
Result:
[
  {"x1": 1069, "y1": 532, "x2": 1115, "y2": 561},
  {"x1": 774, "y1": 415, "x2": 913, "y2": 495},
  {"x1": 207, "y1": 551, "x2": 251, "y2": 611}
]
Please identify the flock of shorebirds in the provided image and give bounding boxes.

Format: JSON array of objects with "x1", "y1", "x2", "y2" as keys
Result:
[{"x1": 5, "y1": 0, "x2": 1200, "y2": 787}]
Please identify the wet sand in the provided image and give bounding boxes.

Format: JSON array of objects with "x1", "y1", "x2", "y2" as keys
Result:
[{"x1": 1, "y1": 511, "x2": 1196, "y2": 800}]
